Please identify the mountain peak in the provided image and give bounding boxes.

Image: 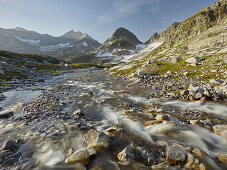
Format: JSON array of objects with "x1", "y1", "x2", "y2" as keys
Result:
[
  {"x1": 14, "y1": 27, "x2": 27, "y2": 31},
  {"x1": 61, "y1": 30, "x2": 84, "y2": 40},
  {"x1": 111, "y1": 27, "x2": 142, "y2": 44},
  {"x1": 113, "y1": 27, "x2": 132, "y2": 36}
]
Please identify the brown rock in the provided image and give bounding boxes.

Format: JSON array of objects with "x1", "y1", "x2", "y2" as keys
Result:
[
  {"x1": 65, "y1": 148, "x2": 96, "y2": 164},
  {"x1": 192, "y1": 148, "x2": 209, "y2": 159},
  {"x1": 144, "y1": 120, "x2": 162, "y2": 126},
  {"x1": 85, "y1": 129, "x2": 110, "y2": 149},
  {"x1": 118, "y1": 146, "x2": 135, "y2": 163},
  {"x1": 166, "y1": 144, "x2": 187, "y2": 165},
  {"x1": 156, "y1": 114, "x2": 170, "y2": 121},
  {"x1": 217, "y1": 154, "x2": 227, "y2": 164},
  {"x1": 103, "y1": 127, "x2": 122, "y2": 138},
  {"x1": 213, "y1": 125, "x2": 227, "y2": 135}
]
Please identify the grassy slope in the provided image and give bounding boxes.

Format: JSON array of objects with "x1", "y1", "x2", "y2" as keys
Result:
[{"x1": 109, "y1": 1, "x2": 227, "y2": 81}]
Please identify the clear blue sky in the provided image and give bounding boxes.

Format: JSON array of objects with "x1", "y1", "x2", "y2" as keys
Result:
[{"x1": 0, "y1": 0, "x2": 218, "y2": 43}]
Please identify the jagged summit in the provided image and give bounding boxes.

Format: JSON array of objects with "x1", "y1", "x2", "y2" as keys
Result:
[
  {"x1": 94, "y1": 27, "x2": 143, "y2": 57},
  {"x1": 110, "y1": 27, "x2": 142, "y2": 44},
  {"x1": 13, "y1": 27, "x2": 28, "y2": 31},
  {"x1": 61, "y1": 30, "x2": 85, "y2": 40},
  {"x1": 146, "y1": 0, "x2": 227, "y2": 48},
  {"x1": 0, "y1": 27, "x2": 101, "y2": 59}
]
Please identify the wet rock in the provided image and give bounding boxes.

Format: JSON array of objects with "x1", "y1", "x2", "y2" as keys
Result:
[
  {"x1": 185, "y1": 153, "x2": 199, "y2": 169},
  {"x1": 144, "y1": 120, "x2": 162, "y2": 126},
  {"x1": 0, "y1": 111, "x2": 14, "y2": 119},
  {"x1": 37, "y1": 78, "x2": 45, "y2": 82},
  {"x1": 65, "y1": 148, "x2": 96, "y2": 164},
  {"x1": 0, "y1": 150, "x2": 13, "y2": 162},
  {"x1": 135, "y1": 147, "x2": 154, "y2": 165},
  {"x1": 20, "y1": 158, "x2": 37, "y2": 170},
  {"x1": 190, "y1": 120, "x2": 200, "y2": 126},
  {"x1": 88, "y1": 158, "x2": 120, "y2": 170},
  {"x1": 213, "y1": 125, "x2": 227, "y2": 135},
  {"x1": 194, "y1": 92, "x2": 203, "y2": 100},
  {"x1": 180, "y1": 90, "x2": 189, "y2": 96},
  {"x1": 217, "y1": 154, "x2": 227, "y2": 164},
  {"x1": 156, "y1": 114, "x2": 170, "y2": 121},
  {"x1": 166, "y1": 144, "x2": 187, "y2": 165},
  {"x1": 152, "y1": 162, "x2": 171, "y2": 170},
  {"x1": 103, "y1": 127, "x2": 122, "y2": 138},
  {"x1": 0, "y1": 94, "x2": 6, "y2": 101},
  {"x1": 117, "y1": 146, "x2": 153, "y2": 165},
  {"x1": 192, "y1": 148, "x2": 209, "y2": 160},
  {"x1": 200, "y1": 120, "x2": 213, "y2": 128},
  {"x1": 17, "y1": 143, "x2": 33, "y2": 157},
  {"x1": 85, "y1": 129, "x2": 110, "y2": 149},
  {"x1": 213, "y1": 125, "x2": 227, "y2": 141},
  {"x1": 73, "y1": 109, "x2": 85, "y2": 116},
  {"x1": 1, "y1": 158, "x2": 16, "y2": 167},
  {"x1": 0, "y1": 140, "x2": 19, "y2": 152},
  {"x1": 117, "y1": 146, "x2": 135, "y2": 163}
]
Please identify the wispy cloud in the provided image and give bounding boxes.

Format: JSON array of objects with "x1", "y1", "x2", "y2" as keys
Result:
[{"x1": 98, "y1": 0, "x2": 160, "y2": 23}]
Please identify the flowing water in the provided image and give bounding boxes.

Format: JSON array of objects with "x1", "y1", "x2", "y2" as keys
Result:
[{"x1": 0, "y1": 69, "x2": 226, "y2": 169}]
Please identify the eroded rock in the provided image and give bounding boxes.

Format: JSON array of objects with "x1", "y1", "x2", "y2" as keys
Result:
[
  {"x1": 117, "y1": 146, "x2": 135, "y2": 163},
  {"x1": 166, "y1": 144, "x2": 187, "y2": 165},
  {"x1": 65, "y1": 148, "x2": 96, "y2": 164},
  {"x1": 85, "y1": 129, "x2": 110, "y2": 149}
]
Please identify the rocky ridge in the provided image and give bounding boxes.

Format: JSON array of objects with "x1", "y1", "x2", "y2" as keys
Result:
[
  {"x1": 108, "y1": 0, "x2": 227, "y2": 102},
  {"x1": 0, "y1": 27, "x2": 101, "y2": 59}
]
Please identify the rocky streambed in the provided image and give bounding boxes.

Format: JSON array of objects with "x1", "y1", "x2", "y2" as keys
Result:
[{"x1": 0, "y1": 69, "x2": 227, "y2": 170}]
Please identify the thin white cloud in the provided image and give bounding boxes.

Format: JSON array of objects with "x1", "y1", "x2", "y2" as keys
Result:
[{"x1": 98, "y1": 0, "x2": 160, "y2": 23}]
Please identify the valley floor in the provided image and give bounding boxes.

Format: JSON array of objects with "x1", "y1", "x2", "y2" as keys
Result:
[{"x1": 0, "y1": 69, "x2": 227, "y2": 170}]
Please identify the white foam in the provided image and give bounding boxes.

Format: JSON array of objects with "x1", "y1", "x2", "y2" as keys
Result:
[
  {"x1": 161, "y1": 100, "x2": 227, "y2": 119},
  {"x1": 36, "y1": 143, "x2": 65, "y2": 166},
  {"x1": 98, "y1": 107, "x2": 153, "y2": 143}
]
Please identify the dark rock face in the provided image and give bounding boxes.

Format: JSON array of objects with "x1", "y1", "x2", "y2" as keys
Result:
[
  {"x1": 145, "y1": 33, "x2": 160, "y2": 44},
  {"x1": 95, "y1": 27, "x2": 143, "y2": 56},
  {"x1": 111, "y1": 27, "x2": 142, "y2": 45},
  {"x1": 0, "y1": 111, "x2": 13, "y2": 119},
  {"x1": 0, "y1": 140, "x2": 31, "y2": 168}
]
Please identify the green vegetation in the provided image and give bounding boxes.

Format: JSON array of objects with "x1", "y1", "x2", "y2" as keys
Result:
[
  {"x1": 71, "y1": 63, "x2": 105, "y2": 69},
  {"x1": 0, "y1": 50, "x2": 59, "y2": 64},
  {"x1": 111, "y1": 64, "x2": 142, "y2": 77}
]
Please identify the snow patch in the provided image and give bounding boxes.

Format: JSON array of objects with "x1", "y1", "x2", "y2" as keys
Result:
[
  {"x1": 83, "y1": 42, "x2": 88, "y2": 47},
  {"x1": 96, "y1": 52, "x2": 116, "y2": 58},
  {"x1": 14, "y1": 36, "x2": 40, "y2": 46},
  {"x1": 122, "y1": 42, "x2": 162, "y2": 62},
  {"x1": 40, "y1": 43, "x2": 73, "y2": 51},
  {"x1": 136, "y1": 44, "x2": 147, "y2": 50}
]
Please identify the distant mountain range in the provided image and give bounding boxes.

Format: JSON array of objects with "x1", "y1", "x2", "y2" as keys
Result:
[{"x1": 0, "y1": 27, "x2": 101, "y2": 59}]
